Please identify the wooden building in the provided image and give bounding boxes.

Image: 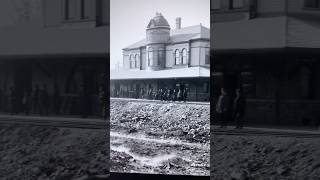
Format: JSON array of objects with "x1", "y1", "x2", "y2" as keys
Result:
[
  {"x1": 211, "y1": 0, "x2": 320, "y2": 126},
  {"x1": 111, "y1": 13, "x2": 210, "y2": 101},
  {"x1": 0, "y1": 0, "x2": 109, "y2": 117}
]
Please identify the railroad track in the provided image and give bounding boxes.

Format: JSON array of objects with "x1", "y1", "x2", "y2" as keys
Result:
[
  {"x1": 212, "y1": 127, "x2": 320, "y2": 138},
  {"x1": 111, "y1": 98, "x2": 210, "y2": 106},
  {"x1": 0, "y1": 115, "x2": 107, "y2": 130}
]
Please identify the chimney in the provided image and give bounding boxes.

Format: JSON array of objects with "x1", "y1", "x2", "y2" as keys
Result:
[{"x1": 176, "y1": 17, "x2": 181, "y2": 29}]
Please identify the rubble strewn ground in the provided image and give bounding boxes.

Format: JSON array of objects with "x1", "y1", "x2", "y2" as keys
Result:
[
  {"x1": 211, "y1": 135, "x2": 320, "y2": 180},
  {"x1": 110, "y1": 99, "x2": 210, "y2": 175},
  {"x1": 110, "y1": 100, "x2": 210, "y2": 143},
  {"x1": 0, "y1": 125, "x2": 109, "y2": 180}
]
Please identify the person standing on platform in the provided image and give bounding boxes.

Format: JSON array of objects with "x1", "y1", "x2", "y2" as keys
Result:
[
  {"x1": 177, "y1": 89, "x2": 183, "y2": 102},
  {"x1": 216, "y1": 88, "x2": 230, "y2": 128},
  {"x1": 183, "y1": 88, "x2": 188, "y2": 102},
  {"x1": 53, "y1": 84, "x2": 61, "y2": 115},
  {"x1": 233, "y1": 89, "x2": 246, "y2": 129},
  {"x1": 98, "y1": 85, "x2": 106, "y2": 119},
  {"x1": 9, "y1": 86, "x2": 17, "y2": 115},
  {"x1": 40, "y1": 84, "x2": 49, "y2": 116},
  {"x1": 173, "y1": 89, "x2": 177, "y2": 102},
  {"x1": 32, "y1": 84, "x2": 40, "y2": 114}
]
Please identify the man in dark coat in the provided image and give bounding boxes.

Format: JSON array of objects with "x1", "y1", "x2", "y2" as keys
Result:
[
  {"x1": 233, "y1": 89, "x2": 246, "y2": 129},
  {"x1": 183, "y1": 88, "x2": 188, "y2": 102},
  {"x1": 216, "y1": 88, "x2": 230, "y2": 128},
  {"x1": 178, "y1": 89, "x2": 184, "y2": 101},
  {"x1": 32, "y1": 84, "x2": 40, "y2": 114}
]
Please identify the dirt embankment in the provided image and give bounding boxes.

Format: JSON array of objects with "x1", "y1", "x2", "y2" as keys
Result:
[
  {"x1": 110, "y1": 100, "x2": 210, "y2": 143},
  {"x1": 211, "y1": 135, "x2": 320, "y2": 180},
  {"x1": 0, "y1": 125, "x2": 109, "y2": 180}
]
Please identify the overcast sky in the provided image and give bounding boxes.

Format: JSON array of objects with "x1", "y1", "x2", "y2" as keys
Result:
[{"x1": 110, "y1": 0, "x2": 210, "y2": 70}]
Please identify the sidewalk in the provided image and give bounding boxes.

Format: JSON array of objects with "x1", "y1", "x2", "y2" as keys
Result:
[
  {"x1": 111, "y1": 97, "x2": 210, "y2": 105},
  {"x1": 211, "y1": 125, "x2": 320, "y2": 138},
  {"x1": 0, "y1": 114, "x2": 104, "y2": 122}
]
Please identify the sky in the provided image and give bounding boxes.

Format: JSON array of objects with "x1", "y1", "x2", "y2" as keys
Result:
[{"x1": 110, "y1": 0, "x2": 210, "y2": 70}]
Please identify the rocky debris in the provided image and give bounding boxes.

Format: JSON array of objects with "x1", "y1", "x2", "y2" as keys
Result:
[
  {"x1": 110, "y1": 100, "x2": 210, "y2": 144},
  {"x1": 211, "y1": 135, "x2": 320, "y2": 180},
  {"x1": 0, "y1": 125, "x2": 109, "y2": 180}
]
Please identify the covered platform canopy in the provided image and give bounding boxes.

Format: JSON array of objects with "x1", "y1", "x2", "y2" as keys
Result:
[{"x1": 110, "y1": 66, "x2": 210, "y2": 80}]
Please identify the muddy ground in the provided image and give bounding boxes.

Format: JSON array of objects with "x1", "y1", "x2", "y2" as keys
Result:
[
  {"x1": 0, "y1": 125, "x2": 109, "y2": 180},
  {"x1": 110, "y1": 99, "x2": 210, "y2": 176},
  {"x1": 211, "y1": 135, "x2": 320, "y2": 180}
]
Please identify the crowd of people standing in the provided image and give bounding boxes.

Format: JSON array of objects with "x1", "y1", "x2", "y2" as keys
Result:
[
  {"x1": 112, "y1": 86, "x2": 189, "y2": 102},
  {"x1": 8, "y1": 84, "x2": 50, "y2": 116},
  {"x1": 215, "y1": 88, "x2": 247, "y2": 129}
]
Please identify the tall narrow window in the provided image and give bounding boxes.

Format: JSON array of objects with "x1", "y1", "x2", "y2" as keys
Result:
[
  {"x1": 182, "y1": 49, "x2": 187, "y2": 64},
  {"x1": 212, "y1": 0, "x2": 221, "y2": 10},
  {"x1": 65, "y1": 0, "x2": 77, "y2": 20},
  {"x1": 230, "y1": 0, "x2": 245, "y2": 9},
  {"x1": 304, "y1": 0, "x2": 320, "y2": 8},
  {"x1": 81, "y1": 0, "x2": 93, "y2": 19},
  {"x1": 130, "y1": 54, "x2": 135, "y2": 69},
  {"x1": 205, "y1": 48, "x2": 210, "y2": 64},
  {"x1": 64, "y1": 0, "x2": 97, "y2": 22},
  {"x1": 148, "y1": 47, "x2": 153, "y2": 66},
  {"x1": 135, "y1": 54, "x2": 140, "y2": 68},
  {"x1": 175, "y1": 49, "x2": 180, "y2": 65},
  {"x1": 158, "y1": 48, "x2": 165, "y2": 66}
]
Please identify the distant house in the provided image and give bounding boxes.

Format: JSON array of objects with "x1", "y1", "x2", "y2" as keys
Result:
[
  {"x1": 111, "y1": 13, "x2": 210, "y2": 101},
  {"x1": 0, "y1": 0, "x2": 109, "y2": 117},
  {"x1": 212, "y1": 0, "x2": 320, "y2": 126}
]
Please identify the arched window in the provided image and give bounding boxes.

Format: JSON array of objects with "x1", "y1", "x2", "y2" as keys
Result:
[
  {"x1": 148, "y1": 47, "x2": 153, "y2": 66},
  {"x1": 135, "y1": 54, "x2": 140, "y2": 68},
  {"x1": 158, "y1": 48, "x2": 165, "y2": 66},
  {"x1": 175, "y1": 49, "x2": 180, "y2": 65},
  {"x1": 130, "y1": 54, "x2": 135, "y2": 69},
  {"x1": 182, "y1": 49, "x2": 187, "y2": 64}
]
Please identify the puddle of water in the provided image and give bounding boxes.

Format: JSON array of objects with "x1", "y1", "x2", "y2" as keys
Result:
[
  {"x1": 111, "y1": 145, "x2": 177, "y2": 167},
  {"x1": 110, "y1": 131, "x2": 209, "y2": 150}
]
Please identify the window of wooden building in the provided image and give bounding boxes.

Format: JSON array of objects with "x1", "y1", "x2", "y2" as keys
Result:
[
  {"x1": 158, "y1": 48, "x2": 165, "y2": 66},
  {"x1": 182, "y1": 49, "x2": 188, "y2": 65},
  {"x1": 230, "y1": 0, "x2": 245, "y2": 9},
  {"x1": 205, "y1": 48, "x2": 210, "y2": 65},
  {"x1": 63, "y1": 0, "x2": 103, "y2": 23},
  {"x1": 130, "y1": 54, "x2": 135, "y2": 69},
  {"x1": 175, "y1": 49, "x2": 181, "y2": 65},
  {"x1": 135, "y1": 54, "x2": 140, "y2": 68},
  {"x1": 304, "y1": 0, "x2": 320, "y2": 9},
  {"x1": 211, "y1": 0, "x2": 221, "y2": 10},
  {"x1": 148, "y1": 47, "x2": 153, "y2": 66}
]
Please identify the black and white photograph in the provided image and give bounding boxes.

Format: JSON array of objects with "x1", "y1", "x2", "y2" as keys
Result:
[
  {"x1": 211, "y1": 0, "x2": 320, "y2": 179},
  {"x1": 110, "y1": 0, "x2": 210, "y2": 176},
  {"x1": 0, "y1": 0, "x2": 109, "y2": 179}
]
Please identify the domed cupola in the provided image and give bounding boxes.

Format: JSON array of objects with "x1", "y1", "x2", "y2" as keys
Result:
[
  {"x1": 146, "y1": 12, "x2": 170, "y2": 44},
  {"x1": 145, "y1": 12, "x2": 170, "y2": 71}
]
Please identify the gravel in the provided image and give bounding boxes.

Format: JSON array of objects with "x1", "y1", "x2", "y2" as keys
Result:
[
  {"x1": 110, "y1": 100, "x2": 210, "y2": 143},
  {"x1": 211, "y1": 135, "x2": 320, "y2": 180},
  {"x1": 0, "y1": 125, "x2": 109, "y2": 180}
]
